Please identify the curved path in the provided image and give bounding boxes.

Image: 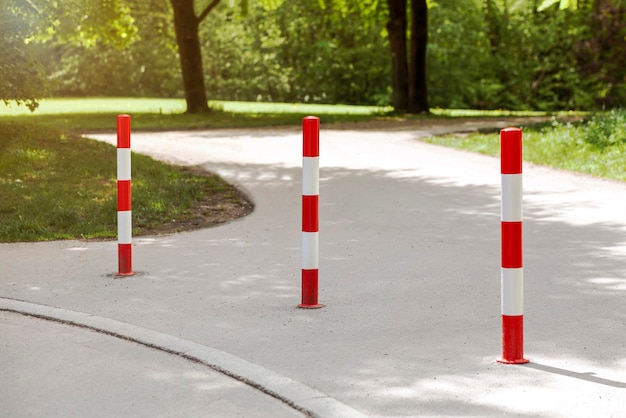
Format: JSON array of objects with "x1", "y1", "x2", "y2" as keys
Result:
[{"x1": 2, "y1": 119, "x2": 625, "y2": 417}]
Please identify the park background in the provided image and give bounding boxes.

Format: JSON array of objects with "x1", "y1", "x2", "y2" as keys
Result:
[
  {"x1": 3, "y1": 0, "x2": 625, "y2": 113},
  {"x1": 1, "y1": 0, "x2": 624, "y2": 242}
]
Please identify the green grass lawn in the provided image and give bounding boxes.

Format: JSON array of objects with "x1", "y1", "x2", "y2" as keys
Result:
[
  {"x1": 422, "y1": 111, "x2": 626, "y2": 182},
  {"x1": 0, "y1": 120, "x2": 250, "y2": 242},
  {"x1": 0, "y1": 97, "x2": 392, "y2": 116},
  {"x1": 0, "y1": 98, "x2": 393, "y2": 132},
  {"x1": 1, "y1": 98, "x2": 570, "y2": 132}
]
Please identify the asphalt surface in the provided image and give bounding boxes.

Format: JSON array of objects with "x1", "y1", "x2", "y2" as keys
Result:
[{"x1": 2, "y1": 119, "x2": 625, "y2": 417}]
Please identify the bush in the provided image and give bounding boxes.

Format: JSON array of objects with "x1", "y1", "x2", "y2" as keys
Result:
[{"x1": 583, "y1": 109, "x2": 626, "y2": 149}]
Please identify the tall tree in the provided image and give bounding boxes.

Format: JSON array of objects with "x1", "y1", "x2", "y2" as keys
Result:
[
  {"x1": 169, "y1": 0, "x2": 220, "y2": 114},
  {"x1": 169, "y1": 0, "x2": 285, "y2": 114},
  {"x1": 409, "y1": 0, "x2": 428, "y2": 113},
  {"x1": 386, "y1": 0, "x2": 409, "y2": 111},
  {"x1": 386, "y1": 0, "x2": 429, "y2": 113}
]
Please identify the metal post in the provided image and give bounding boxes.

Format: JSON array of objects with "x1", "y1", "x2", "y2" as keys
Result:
[
  {"x1": 299, "y1": 116, "x2": 323, "y2": 308},
  {"x1": 117, "y1": 114, "x2": 134, "y2": 277},
  {"x1": 498, "y1": 127, "x2": 528, "y2": 364}
]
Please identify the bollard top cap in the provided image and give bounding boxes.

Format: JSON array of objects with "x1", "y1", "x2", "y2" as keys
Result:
[
  {"x1": 117, "y1": 115, "x2": 131, "y2": 148},
  {"x1": 303, "y1": 116, "x2": 319, "y2": 157},
  {"x1": 500, "y1": 127, "x2": 522, "y2": 174}
]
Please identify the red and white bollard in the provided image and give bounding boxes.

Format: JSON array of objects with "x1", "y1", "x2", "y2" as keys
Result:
[
  {"x1": 299, "y1": 116, "x2": 323, "y2": 308},
  {"x1": 116, "y1": 114, "x2": 134, "y2": 277},
  {"x1": 498, "y1": 127, "x2": 528, "y2": 364}
]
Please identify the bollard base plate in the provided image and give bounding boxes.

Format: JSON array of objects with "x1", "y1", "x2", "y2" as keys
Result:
[
  {"x1": 115, "y1": 272, "x2": 136, "y2": 278},
  {"x1": 497, "y1": 357, "x2": 530, "y2": 364},
  {"x1": 297, "y1": 303, "x2": 325, "y2": 309}
]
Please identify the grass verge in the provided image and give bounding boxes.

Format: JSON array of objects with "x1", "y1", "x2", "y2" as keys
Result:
[
  {"x1": 0, "y1": 120, "x2": 252, "y2": 242},
  {"x1": 422, "y1": 110, "x2": 626, "y2": 182},
  {"x1": 1, "y1": 98, "x2": 568, "y2": 133},
  {"x1": 0, "y1": 98, "x2": 393, "y2": 132}
]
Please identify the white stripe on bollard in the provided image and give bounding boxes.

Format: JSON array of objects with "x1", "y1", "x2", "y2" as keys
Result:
[
  {"x1": 501, "y1": 174, "x2": 522, "y2": 222},
  {"x1": 302, "y1": 232, "x2": 319, "y2": 270},
  {"x1": 117, "y1": 149, "x2": 132, "y2": 181},
  {"x1": 302, "y1": 157, "x2": 320, "y2": 196},
  {"x1": 501, "y1": 268, "x2": 524, "y2": 316},
  {"x1": 117, "y1": 211, "x2": 133, "y2": 245}
]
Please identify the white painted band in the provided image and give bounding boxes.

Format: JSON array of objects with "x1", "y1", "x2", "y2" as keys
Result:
[
  {"x1": 117, "y1": 149, "x2": 132, "y2": 181},
  {"x1": 118, "y1": 210, "x2": 132, "y2": 244},
  {"x1": 502, "y1": 267, "x2": 523, "y2": 316},
  {"x1": 302, "y1": 157, "x2": 319, "y2": 196},
  {"x1": 302, "y1": 232, "x2": 319, "y2": 269},
  {"x1": 501, "y1": 174, "x2": 522, "y2": 221}
]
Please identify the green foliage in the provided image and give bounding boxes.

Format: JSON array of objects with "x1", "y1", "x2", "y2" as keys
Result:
[
  {"x1": 582, "y1": 109, "x2": 626, "y2": 149},
  {"x1": 427, "y1": 0, "x2": 491, "y2": 108},
  {"x1": 0, "y1": 36, "x2": 49, "y2": 111},
  {"x1": 1, "y1": 0, "x2": 143, "y2": 110},
  {"x1": 201, "y1": 0, "x2": 389, "y2": 105},
  {"x1": 0, "y1": 0, "x2": 50, "y2": 111},
  {"x1": 422, "y1": 110, "x2": 626, "y2": 181},
  {"x1": 30, "y1": 0, "x2": 139, "y2": 48},
  {"x1": 426, "y1": 0, "x2": 626, "y2": 111},
  {"x1": 574, "y1": 0, "x2": 626, "y2": 108},
  {"x1": 36, "y1": 0, "x2": 179, "y2": 97},
  {"x1": 12, "y1": 0, "x2": 625, "y2": 111}
]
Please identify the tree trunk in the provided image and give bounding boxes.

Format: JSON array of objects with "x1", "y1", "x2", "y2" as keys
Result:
[
  {"x1": 170, "y1": 0, "x2": 210, "y2": 114},
  {"x1": 408, "y1": 0, "x2": 429, "y2": 113},
  {"x1": 386, "y1": 0, "x2": 409, "y2": 112}
]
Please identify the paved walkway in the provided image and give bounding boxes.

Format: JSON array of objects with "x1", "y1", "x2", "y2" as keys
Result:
[{"x1": 2, "y1": 119, "x2": 625, "y2": 417}]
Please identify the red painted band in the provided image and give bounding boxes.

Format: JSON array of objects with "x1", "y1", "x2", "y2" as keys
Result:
[
  {"x1": 302, "y1": 195, "x2": 319, "y2": 232},
  {"x1": 117, "y1": 180, "x2": 132, "y2": 211},
  {"x1": 117, "y1": 114, "x2": 131, "y2": 149},
  {"x1": 301, "y1": 269, "x2": 319, "y2": 306},
  {"x1": 118, "y1": 243, "x2": 133, "y2": 275},
  {"x1": 500, "y1": 128, "x2": 522, "y2": 174},
  {"x1": 501, "y1": 315, "x2": 527, "y2": 363},
  {"x1": 303, "y1": 116, "x2": 320, "y2": 157},
  {"x1": 501, "y1": 221, "x2": 522, "y2": 268}
]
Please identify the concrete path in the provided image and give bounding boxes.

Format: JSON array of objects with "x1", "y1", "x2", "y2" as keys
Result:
[{"x1": 2, "y1": 119, "x2": 625, "y2": 417}]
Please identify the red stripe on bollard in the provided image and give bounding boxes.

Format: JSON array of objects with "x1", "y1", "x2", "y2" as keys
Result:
[
  {"x1": 118, "y1": 243, "x2": 133, "y2": 277},
  {"x1": 501, "y1": 221, "x2": 522, "y2": 268},
  {"x1": 301, "y1": 269, "x2": 319, "y2": 307},
  {"x1": 500, "y1": 315, "x2": 526, "y2": 364},
  {"x1": 117, "y1": 115, "x2": 131, "y2": 148},
  {"x1": 117, "y1": 180, "x2": 132, "y2": 211},
  {"x1": 302, "y1": 195, "x2": 319, "y2": 232}
]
